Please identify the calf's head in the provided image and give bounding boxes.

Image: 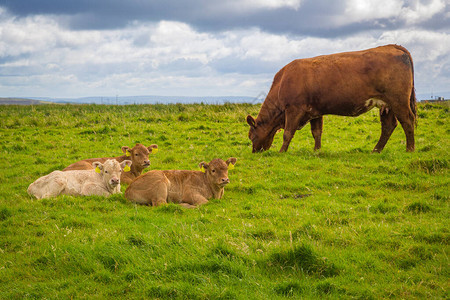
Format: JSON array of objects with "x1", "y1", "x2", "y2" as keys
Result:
[
  {"x1": 199, "y1": 157, "x2": 237, "y2": 187},
  {"x1": 93, "y1": 159, "x2": 132, "y2": 188},
  {"x1": 121, "y1": 143, "x2": 158, "y2": 170},
  {"x1": 247, "y1": 115, "x2": 277, "y2": 152}
]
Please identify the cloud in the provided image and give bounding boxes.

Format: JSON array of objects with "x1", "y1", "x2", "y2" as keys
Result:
[
  {"x1": 0, "y1": 1, "x2": 449, "y2": 98},
  {"x1": 3, "y1": 0, "x2": 448, "y2": 35},
  {"x1": 400, "y1": 0, "x2": 446, "y2": 24}
]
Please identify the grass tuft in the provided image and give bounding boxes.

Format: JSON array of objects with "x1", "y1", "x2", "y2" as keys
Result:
[
  {"x1": 406, "y1": 201, "x2": 433, "y2": 214},
  {"x1": 409, "y1": 158, "x2": 448, "y2": 173},
  {"x1": 274, "y1": 281, "x2": 305, "y2": 297},
  {"x1": 127, "y1": 234, "x2": 148, "y2": 247},
  {"x1": 268, "y1": 245, "x2": 339, "y2": 277},
  {"x1": 0, "y1": 206, "x2": 12, "y2": 221}
]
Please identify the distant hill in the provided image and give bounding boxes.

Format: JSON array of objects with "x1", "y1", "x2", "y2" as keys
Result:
[
  {"x1": 26, "y1": 95, "x2": 261, "y2": 105},
  {"x1": 3, "y1": 92, "x2": 448, "y2": 105},
  {"x1": 0, "y1": 98, "x2": 54, "y2": 105}
]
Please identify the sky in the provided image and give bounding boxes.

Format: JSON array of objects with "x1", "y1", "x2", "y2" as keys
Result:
[{"x1": 0, "y1": 0, "x2": 449, "y2": 100}]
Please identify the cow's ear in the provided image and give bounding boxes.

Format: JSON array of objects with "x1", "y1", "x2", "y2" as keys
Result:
[
  {"x1": 199, "y1": 162, "x2": 208, "y2": 173},
  {"x1": 122, "y1": 146, "x2": 131, "y2": 157},
  {"x1": 120, "y1": 160, "x2": 132, "y2": 172},
  {"x1": 226, "y1": 157, "x2": 237, "y2": 167},
  {"x1": 92, "y1": 162, "x2": 103, "y2": 173},
  {"x1": 247, "y1": 115, "x2": 256, "y2": 128},
  {"x1": 148, "y1": 144, "x2": 158, "y2": 154}
]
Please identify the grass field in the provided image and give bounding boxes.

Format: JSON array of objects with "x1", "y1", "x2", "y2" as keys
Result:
[{"x1": 0, "y1": 102, "x2": 448, "y2": 299}]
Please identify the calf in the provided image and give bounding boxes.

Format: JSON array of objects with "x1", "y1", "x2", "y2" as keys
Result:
[
  {"x1": 63, "y1": 143, "x2": 158, "y2": 184},
  {"x1": 28, "y1": 159, "x2": 132, "y2": 199},
  {"x1": 125, "y1": 157, "x2": 237, "y2": 207}
]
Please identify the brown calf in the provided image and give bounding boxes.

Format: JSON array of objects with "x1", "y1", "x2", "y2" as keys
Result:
[
  {"x1": 125, "y1": 157, "x2": 237, "y2": 207},
  {"x1": 63, "y1": 143, "x2": 158, "y2": 184}
]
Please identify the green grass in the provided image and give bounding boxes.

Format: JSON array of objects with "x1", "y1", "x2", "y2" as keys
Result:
[{"x1": 0, "y1": 102, "x2": 448, "y2": 299}]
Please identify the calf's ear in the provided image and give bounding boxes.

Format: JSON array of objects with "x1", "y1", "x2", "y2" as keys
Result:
[
  {"x1": 92, "y1": 162, "x2": 103, "y2": 173},
  {"x1": 247, "y1": 115, "x2": 256, "y2": 128},
  {"x1": 198, "y1": 162, "x2": 208, "y2": 173},
  {"x1": 120, "y1": 160, "x2": 132, "y2": 172},
  {"x1": 148, "y1": 144, "x2": 158, "y2": 154},
  {"x1": 226, "y1": 157, "x2": 237, "y2": 167},
  {"x1": 122, "y1": 146, "x2": 132, "y2": 157}
]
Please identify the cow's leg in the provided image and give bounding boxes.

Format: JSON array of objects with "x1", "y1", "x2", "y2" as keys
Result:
[
  {"x1": 373, "y1": 109, "x2": 397, "y2": 153},
  {"x1": 280, "y1": 109, "x2": 310, "y2": 152},
  {"x1": 393, "y1": 106, "x2": 415, "y2": 152},
  {"x1": 179, "y1": 203, "x2": 196, "y2": 208},
  {"x1": 147, "y1": 182, "x2": 168, "y2": 206},
  {"x1": 182, "y1": 193, "x2": 208, "y2": 206},
  {"x1": 127, "y1": 185, "x2": 167, "y2": 206},
  {"x1": 80, "y1": 183, "x2": 110, "y2": 196},
  {"x1": 310, "y1": 117, "x2": 323, "y2": 151},
  {"x1": 28, "y1": 172, "x2": 67, "y2": 199},
  {"x1": 125, "y1": 177, "x2": 169, "y2": 206}
]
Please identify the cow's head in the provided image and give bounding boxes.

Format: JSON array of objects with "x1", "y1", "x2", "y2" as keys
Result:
[
  {"x1": 247, "y1": 115, "x2": 276, "y2": 152},
  {"x1": 121, "y1": 143, "x2": 158, "y2": 170},
  {"x1": 199, "y1": 157, "x2": 237, "y2": 188},
  {"x1": 93, "y1": 159, "x2": 132, "y2": 188}
]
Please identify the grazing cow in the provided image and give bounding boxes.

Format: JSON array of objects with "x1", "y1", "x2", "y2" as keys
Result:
[
  {"x1": 28, "y1": 159, "x2": 132, "y2": 199},
  {"x1": 247, "y1": 44, "x2": 417, "y2": 153},
  {"x1": 63, "y1": 143, "x2": 158, "y2": 184},
  {"x1": 125, "y1": 158, "x2": 237, "y2": 207}
]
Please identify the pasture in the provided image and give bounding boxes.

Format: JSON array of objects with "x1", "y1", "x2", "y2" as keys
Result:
[{"x1": 0, "y1": 102, "x2": 448, "y2": 299}]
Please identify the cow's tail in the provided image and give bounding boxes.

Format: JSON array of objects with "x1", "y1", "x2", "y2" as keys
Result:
[
  {"x1": 410, "y1": 84, "x2": 417, "y2": 127},
  {"x1": 395, "y1": 44, "x2": 418, "y2": 127},
  {"x1": 406, "y1": 47, "x2": 417, "y2": 126}
]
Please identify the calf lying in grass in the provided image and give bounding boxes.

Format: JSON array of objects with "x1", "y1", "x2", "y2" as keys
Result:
[
  {"x1": 28, "y1": 159, "x2": 132, "y2": 199},
  {"x1": 125, "y1": 157, "x2": 237, "y2": 207},
  {"x1": 63, "y1": 143, "x2": 158, "y2": 184}
]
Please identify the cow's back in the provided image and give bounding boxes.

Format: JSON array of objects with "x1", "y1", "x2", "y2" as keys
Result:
[
  {"x1": 125, "y1": 169, "x2": 208, "y2": 205},
  {"x1": 278, "y1": 45, "x2": 414, "y2": 116},
  {"x1": 27, "y1": 171, "x2": 68, "y2": 199},
  {"x1": 28, "y1": 169, "x2": 104, "y2": 199},
  {"x1": 163, "y1": 170, "x2": 207, "y2": 203},
  {"x1": 63, "y1": 157, "x2": 111, "y2": 171},
  {"x1": 63, "y1": 170, "x2": 100, "y2": 195}
]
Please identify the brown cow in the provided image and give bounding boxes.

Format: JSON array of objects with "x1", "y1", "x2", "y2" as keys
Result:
[
  {"x1": 247, "y1": 44, "x2": 417, "y2": 153},
  {"x1": 125, "y1": 158, "x2": 237, "y2": 207},
  {"x1": 63, "y1": 143, "x2": 158, "y2": 184}
]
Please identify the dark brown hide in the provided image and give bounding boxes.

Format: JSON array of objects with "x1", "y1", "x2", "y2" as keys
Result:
[{"x1": 247, "y1": 44, "x2": 416, "y2": 153}]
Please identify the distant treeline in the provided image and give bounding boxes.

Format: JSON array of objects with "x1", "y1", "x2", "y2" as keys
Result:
[{"x1": 0, "y1": 98, "x2": 52, "y2": 105}]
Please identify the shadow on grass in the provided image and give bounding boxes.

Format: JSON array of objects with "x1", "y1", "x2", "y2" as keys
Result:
[{"x1": 266, "y1": 244, "x2": 339, "y2": 278}]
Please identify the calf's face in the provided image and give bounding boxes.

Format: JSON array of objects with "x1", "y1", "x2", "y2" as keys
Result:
[
  {"x1": 93, "y1": 159, "x2": 132, "y2": 188},
  {"x1": 122, "y1": 143, "x2": 158, "y2": 170},
  {"x1": 200, "y1": 157, "x2": 237, "y2": 187}
]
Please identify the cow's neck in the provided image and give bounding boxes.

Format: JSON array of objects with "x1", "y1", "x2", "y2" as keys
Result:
[
  {"x1": 256, "y1": 100, "x2": 285, "y2": 132},
  {"x1": 115, "y1": 155, "x2": 144, "y2": 177},
  {"x1": 210, "y1": 185, "x2": 224, "y2": 199},
  {"x1": 206, "y1": 177, "x2": 225, "y2": 199},
  {"x1": 106, "y1": 184, "x2": 120, "y2": 194},
  {"x1": 129, "y1": 163, "x2": 144, "y2": 177}
]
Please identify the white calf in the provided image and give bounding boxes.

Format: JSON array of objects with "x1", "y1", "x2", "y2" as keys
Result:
[{"x1": 28, "y1": 159, "x2": 132, "y2": 199}]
